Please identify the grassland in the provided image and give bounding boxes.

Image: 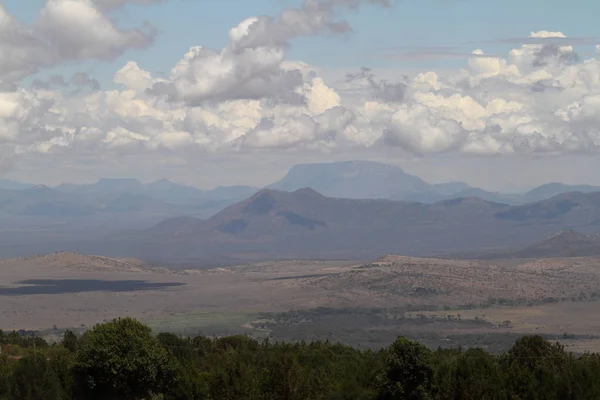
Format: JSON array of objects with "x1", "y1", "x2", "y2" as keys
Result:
[{"x1": 3, "y1": 252, "x2": 600, "y2": 351}]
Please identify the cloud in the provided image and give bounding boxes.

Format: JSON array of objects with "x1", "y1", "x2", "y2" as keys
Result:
[
  {"x1": 346, "y1": 67, "x2": 407, "y2": 102},
  {"x1": 151, "y1": 0, "x2": 390, "y2": 105},
  {"x1": 92, "y1": 0, "x2": 164, "y2": 10},
  {"x1": 475, "y1": 34, "x2": 599, "y2": 46},
  {"x1": 0, "y1": 0, "x2": 155, "y2": 83},
  {"x1": 37, "y1": 0, "x2": 155, "y2": 61},
  {"x1": 4, "y1": 0, "x2": 600, "y2": 168}
]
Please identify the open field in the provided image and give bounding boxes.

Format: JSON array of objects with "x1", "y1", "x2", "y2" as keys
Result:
[{"x1": 3, "y1": 252, "x2": 600, "y2": 351}]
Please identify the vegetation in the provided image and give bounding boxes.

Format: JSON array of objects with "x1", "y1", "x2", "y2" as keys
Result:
[{"x1": 2, "y1": 317, "x2": 600, "y2": 399}]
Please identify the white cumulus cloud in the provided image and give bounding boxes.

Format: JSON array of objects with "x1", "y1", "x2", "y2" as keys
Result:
[{"x1": 2, "y1": 0, "x2": 600, "y2": 175}]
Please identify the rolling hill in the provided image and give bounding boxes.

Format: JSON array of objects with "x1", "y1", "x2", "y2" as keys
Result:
[
  {"x1": 524, "y1": 183, "x2": 600, "y2": 203},
  {"x1": 465, "y1": 229, "x2": 600, "y2": 259},
  {"x1": 117, "y1": 189, "x2": 600, "y2": 263}
]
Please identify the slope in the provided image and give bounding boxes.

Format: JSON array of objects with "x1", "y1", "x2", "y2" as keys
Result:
[{"x1": 131, "y1": 190, "x2": 600, "y2": 263}]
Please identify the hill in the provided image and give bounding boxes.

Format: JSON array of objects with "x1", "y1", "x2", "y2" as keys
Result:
[
  {"x1": 122, "y1": 189, "x2": 600, "y2": 263},
  {"x1": 524, "y1": 183, "x2": 600, "y2": 203},
  {"x1": 0, "y1": 251, "x2": 157, "y2": 272},
  {"x1": 468, "y1": 229, "x2": 600, "y2": 259}
]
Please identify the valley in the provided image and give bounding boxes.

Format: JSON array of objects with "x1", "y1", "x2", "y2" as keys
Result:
[{"x1": 3, "y1": 252, "x2": 600, "y2": 352}]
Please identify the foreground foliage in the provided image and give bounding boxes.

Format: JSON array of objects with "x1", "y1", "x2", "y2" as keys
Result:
[{"x1": 1, "y1": 317, "x2": 600, "y2": 399}]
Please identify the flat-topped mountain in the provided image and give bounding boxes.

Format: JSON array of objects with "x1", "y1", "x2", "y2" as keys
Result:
[
  {"x1": 268, "y1": 160, "x2": 432, "y2": 199},
  {"x1": 268, "y1": 160, "x2": 525, "y2": 204}
]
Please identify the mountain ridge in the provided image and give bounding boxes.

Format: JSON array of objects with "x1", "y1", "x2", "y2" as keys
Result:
[{"x1": 124, "y1": 188, "x2": 600, "y2": 263}]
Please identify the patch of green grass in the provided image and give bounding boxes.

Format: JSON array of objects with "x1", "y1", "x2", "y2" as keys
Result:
[{"x1": 144, "y1": 311, "x2": 265, "y2": 338}]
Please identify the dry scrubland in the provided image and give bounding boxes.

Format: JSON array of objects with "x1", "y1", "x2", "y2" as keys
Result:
[{"x1": 2, "y1": 252, "x2": 600, "y2": 351}]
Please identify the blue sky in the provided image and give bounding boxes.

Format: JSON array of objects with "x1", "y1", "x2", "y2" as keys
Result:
[{"x1": 4, "y1": 0, "x2": 599, "y2": 87}]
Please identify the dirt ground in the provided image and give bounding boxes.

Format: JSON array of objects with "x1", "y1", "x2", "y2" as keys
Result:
[
  {"x1": 0, "y1": 255, "x2": 356, "y2": 330},
  {"x1": 3, "y1": 253, "x2": 600, "y2": 351}
]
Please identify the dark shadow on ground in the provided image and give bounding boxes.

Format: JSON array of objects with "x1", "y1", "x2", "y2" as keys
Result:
[{"x1": 0, "y1": 279, "x2": 185, "y2": 296}]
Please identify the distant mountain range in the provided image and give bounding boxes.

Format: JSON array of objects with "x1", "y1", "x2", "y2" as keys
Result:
[
  {"x1": 54, "y1": 178, "x2": 259, "y2": 206},
  {"x1": 2, "y1": 161, "x2": 600, "y2": 211},
  {"x1": 267, "y1": 160, "x2": 516, "y2": 203},
  {"x1": 268, "y1": 161, "x2": 600, "y2": 205},
  {"x1": 0, "y1": 161, "x2": 600, "y2": 262},
  {"x1": 0, "y1": 179, "x2": 259, "y2": 221},
  {"x1": 82, "y1": 188, "x2": 600, "y2": 263}
]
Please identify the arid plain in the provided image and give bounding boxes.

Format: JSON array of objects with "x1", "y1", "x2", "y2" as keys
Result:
[{"x1": 3, "y1": 252, "x2": 600, "y2": 352}]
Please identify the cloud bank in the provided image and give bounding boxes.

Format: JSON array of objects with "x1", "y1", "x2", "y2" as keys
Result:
[{"x1": 1, "y1": 1, "x2": 600, "y2": 172}]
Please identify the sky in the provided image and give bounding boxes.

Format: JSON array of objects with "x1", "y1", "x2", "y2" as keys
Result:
[{"x1": 1, "y1": 0, "x2": 600, "y2": 191}]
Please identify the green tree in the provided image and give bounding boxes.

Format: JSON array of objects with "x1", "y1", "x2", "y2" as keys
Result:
[
  {"x1": 453, "y1": 348, "x2": 504, "y2": 400},
  {"x1": 0, "y1": 355, "x2": 12, "y2": 400},
  {"x1": 501, "y1": 335, "x2": 570, "y2": 400},
  {"x1": 378, "y1": 337, "x2": 434, "y2": 400},
  {"x1": 47, "y1": 347, "x2": 76, "y2": 399},
  {"x1": 10, "y1": 354, "x2": 63, "y2": 400},
  {"x1": 73, "y1": 317, "x2": 176, "y2": 400},
  {"x1": 61, "y1": 330, "x2": 78, "y2": 353}
]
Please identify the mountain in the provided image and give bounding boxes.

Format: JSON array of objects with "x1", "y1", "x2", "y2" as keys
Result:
[
  {"x1": 0, "y1": 179, "x2": 34, "y2": 190},
  {"x1": 524, "y1": 183, "x2": 600, "y2": 203},
  {"x1": 56, "y1": 178, "x2": 143, "y2": 195},
  {"x1": 124, "y1": 189, "x2": 600, "y2": 263},
  {"x1": 0, "y1": 185, "x2": 181, "y2": 218},
  {"x1": 131, "y1": 189, "x2": 513, "y2": 261},
  {"x1": 268, "y1": 160, "x2": 434, "y2": 199},
  {"x1": 494, "y1": 191, "x2": 600, "y2": 225},
  {"x1": 53, "y1": 178, "x2": 258, "y2": 216},
  {"x1": 398, "y1": 186, "x2": 522, "y2": 204},
  {"x1": 0, "y1": 186, "x2": 97, "y2": 216},
  {"x1": 267, "y1": 160, "x2": 523, "y2": 204}
]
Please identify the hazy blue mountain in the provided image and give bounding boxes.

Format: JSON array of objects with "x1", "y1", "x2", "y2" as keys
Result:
[
  {"x1": 55, "y1": 178, "x2": 144, "y2": 195},
  {"x1": 51, "y1": 178, "x2": 259, "y2": 218},
  {"x1": 0, "y1": 184, "x2": 189, "y2": 218},
  {"x1": 0, "y1": 179, "x2": 34, "y2": 190},
  {"x1": 268, "y1": 161, "x2": 600, "y2": 205},
  {"x1": 524, "y1": 183, "x2": 600, "y2": 203},
  {"x1": 265, "y1": 160, "x2": 526, "y2": 204},
  {"x1": 0, "y1": 185, "x2": 97, "y2": 216},
  {"x1": 53, "y1": 178, "x2": 256, "y2": 204},
  {"x1": 141, "y1": 179, "x2": 204, "y2": 202},
  {"x1": 432, "y1": 182, "x2": 472, "y2": 195},
  {"x1": 203, "y1": 185, "x2": 260, "y2": 200},
  {"x1": 268, "y1": 160, "x2": 443, "y2": 200}
]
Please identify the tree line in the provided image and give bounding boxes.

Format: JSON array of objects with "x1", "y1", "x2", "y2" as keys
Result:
[{"x1": 1, "y1": 317, "x2": 600, "y2": 399}]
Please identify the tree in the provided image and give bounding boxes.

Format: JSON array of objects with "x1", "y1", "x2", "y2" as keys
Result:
[
  {"x1": 378, "y1": 337, "x2": 434, "y2": 400},
  {"x1": 61, "y1": 330, "x2": 78, "y2": 353},
  {"x1": 10, "y1": 354, "x2": 63, "y2": 400},
  {"x1": 501, "y1": 335, "x2": 570, "y2": 400},
  {"x1": 73, "y1": 318, "x2": 176, "y2": 400},
  {"x1": 453, "y1": 348, "x2": 504, "y2": 400},
  {"x1": 0, "y1": 355, "x2": 12, "y2": 400}
]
